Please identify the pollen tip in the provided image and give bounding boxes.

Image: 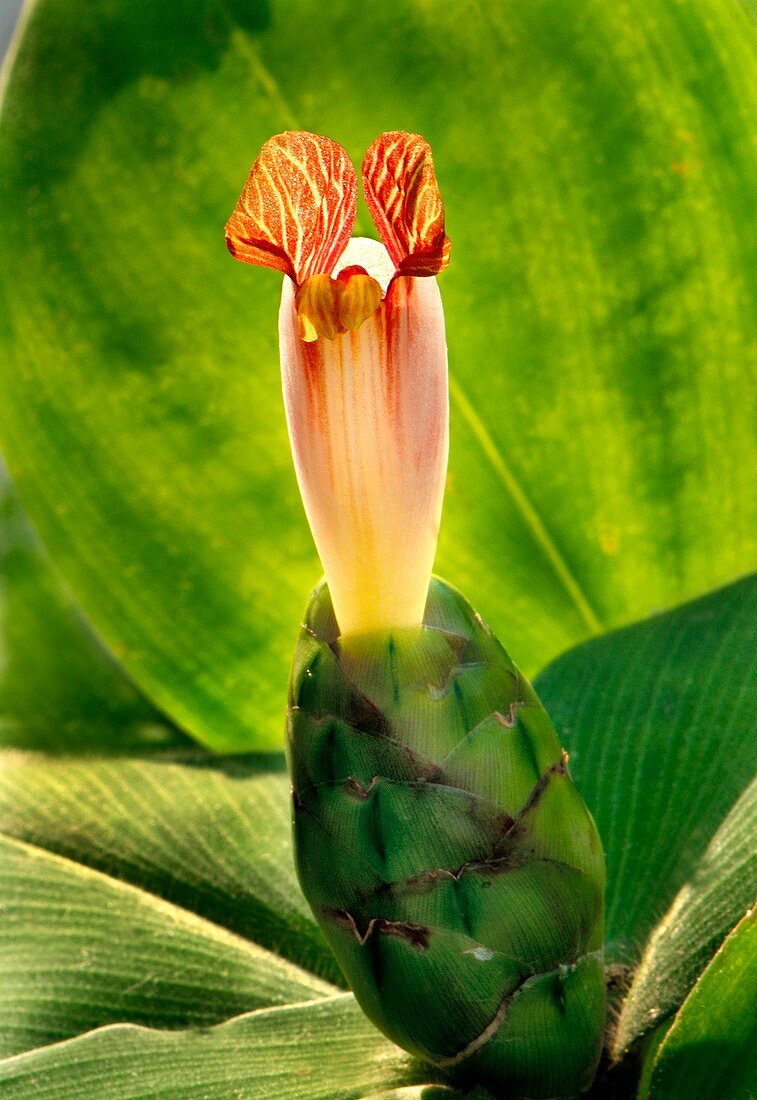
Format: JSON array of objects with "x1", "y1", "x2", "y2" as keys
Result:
[{"x1": 336, "y1": 264, "x2": 370, "y2": 283}]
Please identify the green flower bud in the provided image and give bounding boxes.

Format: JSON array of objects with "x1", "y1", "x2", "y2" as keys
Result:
[{"x1": 288, "y1": 576, "x2": 606, "y2": 1098}]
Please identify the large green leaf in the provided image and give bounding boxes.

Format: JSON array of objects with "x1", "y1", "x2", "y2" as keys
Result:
[
  {"x1": 0, "y1": 751, "x2": 342, "y2": 985},
  {"x1": 1, "y1": 0, "x2": 755, "y2": 750},
  {"x1": 648, "y1": 909, "x2": 757, "y2": 1100},
  {"x1": 0, "y1": 831, "x2": 334, "y2": 1057},
  {"x1": 0, "y1": 996, "x2": 428, "y2": 1100},
  {"x1": 534, "y1": 574, "x2": 757, "y2": 1051},
  {"x1": 0, "y1": 577, "x2": 752, "y2": 1097},
  {"x1": 0, "y1": 466, "x2": 181, "y2": 754},
  {"x1": 614, "y1": 776, "x2": 757, "y2": 1054}
]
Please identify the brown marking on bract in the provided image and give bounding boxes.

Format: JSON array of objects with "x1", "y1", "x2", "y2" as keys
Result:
[
  {"x1": 494, "y1": 703, "x2": 520, "y2": 729},
  {"x1": 507, "y1": 755, "x2": 569, "y2": 829},
  {"x1": 399, "y1": 866, "x2": 460, "y2": 891},
  {"x1": 342, "y1": 775, "x2": 380, "y2": 800},
  {"x1": 328, "y1": 909, "x2": 431, "y2": 950},
  {"x1": 348, "y1": 689, "x2": 394, "y2": 738},
  {"x1": 421, "y1": 760, "x2": 454, "y2": 785},
  {"x1": 464, "y1": 852, "x2": 522, "y2": 877},
  {"x1": 355, "y1": 852, "x2": 530, "y2": 916},
  {"x1": 494, "y1": 809, "x2": 516, "y2": 840},
  {"x1": 378, "y1": 919, "x2": 431, "y2": 949}
]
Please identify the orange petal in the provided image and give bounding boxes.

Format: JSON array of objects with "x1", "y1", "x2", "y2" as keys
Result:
[
  {"x1": 225, "y1": 132, "x2": 357, "y2": 284},
  {"x1": 362, "y1": 132, "x2": 451, "y2": 278}
]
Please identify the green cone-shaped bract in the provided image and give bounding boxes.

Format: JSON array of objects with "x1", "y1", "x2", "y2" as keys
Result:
[{"x1": 287, "y1": 577, "x2": 605, "y2": 1098}]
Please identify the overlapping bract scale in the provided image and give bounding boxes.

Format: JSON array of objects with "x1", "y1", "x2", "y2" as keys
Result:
[{"x1": 288, "y1": 577, "x2": 605, "y2": 1097}]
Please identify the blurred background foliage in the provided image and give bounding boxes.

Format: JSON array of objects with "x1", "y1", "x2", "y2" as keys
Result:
[
  {"x1": 0, "y1": 0, "x2": 755, "y2": 752},
  {"x1": 0, "y1": 0, "x2": 755, "y2": 1096}
]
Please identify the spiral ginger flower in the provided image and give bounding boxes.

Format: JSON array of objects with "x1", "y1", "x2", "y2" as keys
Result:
[{"x1": 227, "y1": 130, "x2": 606, "y2": 1098}]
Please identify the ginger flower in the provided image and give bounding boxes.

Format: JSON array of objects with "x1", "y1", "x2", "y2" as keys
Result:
[{"x1": 226, "y1": 131, "x2": 450, "y2": 637}]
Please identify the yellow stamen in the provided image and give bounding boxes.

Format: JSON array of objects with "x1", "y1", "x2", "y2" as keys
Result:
[
  {"x1": 295, "y1": 275, "x2": 341, "y2": 342},
  {"x1": 337, "y1": 273, "x2": 383, "y2": 332},
  {"x1": 295, "y1": 270, "x2": 383, "y2": 343}
]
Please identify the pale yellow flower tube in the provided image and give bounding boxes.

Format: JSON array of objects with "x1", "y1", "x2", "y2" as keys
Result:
[{"x1": 279, "y1": 238, "x2": 449, "y2": 637}]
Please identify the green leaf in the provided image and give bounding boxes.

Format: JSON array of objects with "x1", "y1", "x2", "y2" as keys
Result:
[
  {"x1": 0, "y1": 727, "x2": 441, "y2": 1098},
  {"x1": 648, "y1": 909, "x2": 757, "y2": 1100},
  {"x1": 0, "y1": 466, "x2": 182, "y2": 754},
  {"x1": 0, "y1": 995, "x2": 428, "y2": 1100},
  {"x1": 1, "y1": 0, "x2": 755, "y2": 750},
  {"x1": 633, "y1": 1025, "x2": 672, "y2": 1100},
  {"x1": 1, "y1": 580, "x2": 753, "y2": 1095},
  {"x1": 614, "y1": 776, "x2": 757, "y2": 1054},
  {"x1": 534, "y1": 575, "x2": 757, "y2": 1047},
  {"x1": 0, "y1": 751, "x2": 343, "y2": 986},
  {"x1": 0, "y1": 831, "x2": 334, "y2": 1057},
  {"x1": 736, "y1": 0, "x2": 757, "y2": 26}
]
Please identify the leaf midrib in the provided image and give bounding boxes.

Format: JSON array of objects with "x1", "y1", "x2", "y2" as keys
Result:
[{"x1": 449, "y1": 377, "x2": 604, "y2": 634}]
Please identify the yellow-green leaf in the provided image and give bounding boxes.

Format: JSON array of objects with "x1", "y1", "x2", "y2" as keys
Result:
[
  {"x1": 1, "y1": 0, "x2": 755, "y2": 750},
  {"x1": 649, "y1": 909, "x2": 757, "y2": 1099},
  {"x1": 0, "y1": 996, "x2": 426, "y2": 1100}
]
